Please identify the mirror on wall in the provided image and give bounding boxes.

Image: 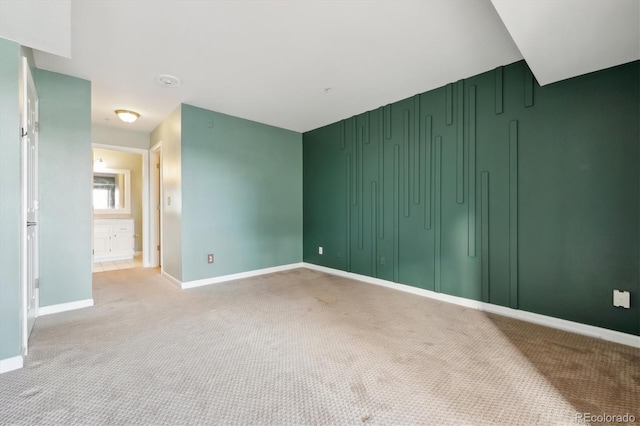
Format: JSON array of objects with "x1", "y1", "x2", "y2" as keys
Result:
[{"x1": 93, "y1": 168, "x2": 131, "y2": 214}]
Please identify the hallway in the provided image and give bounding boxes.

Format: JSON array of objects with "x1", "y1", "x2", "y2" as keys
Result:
[{"x1": 92, "y1": 253, "x2": 143, "y2": 273}]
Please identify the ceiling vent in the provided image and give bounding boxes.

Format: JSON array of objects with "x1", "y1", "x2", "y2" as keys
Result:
[{"x1": 154, "y1": 74, "x2": 181, "y2": 88}]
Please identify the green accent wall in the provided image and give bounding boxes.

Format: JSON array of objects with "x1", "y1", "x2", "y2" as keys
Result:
[
  {"x1": 0, "y1": 38, "x2": 22, "y2": 360},
  {"x1": 180, "y1": 104, "x2": 302, "y2": 282},
  {"x1": 303, "y1": 60, "x2": 639, "y2": 336},
  {"x1": 150, "y1": 105, "x2": 182, "y2": 280},
  {"x1": 36, "y1": 69, "x2": 93, "y2": 307}
]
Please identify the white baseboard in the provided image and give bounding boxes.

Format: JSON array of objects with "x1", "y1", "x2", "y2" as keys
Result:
[
  {"x1": 0, "y1": 356, "x2": 23, "y2": 374},
  {"x1": 161, "y1": 271, "x2": 182, "y2": 288},
  {"x1": 94, "y1": 254, "x2": 134, "y2": 263},
  {"x1": 38, "y1": 299, "x2": 94, "y2": 316},
  {"x1": 162, "y1": 263, "x2": 305, "y2": 289},
  {"x1": 302, "y1": 263, "x2": 640, "y2": 349},
  {"x1": 181, "y1": 263, "x2": 305, "y2": 289}
]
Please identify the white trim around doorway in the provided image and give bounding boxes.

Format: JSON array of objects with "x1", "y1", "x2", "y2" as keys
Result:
[
  {"x1": 92, "y1": 143, "x2": 151, "y2": 267},
  {"x1": 149, "y1": 141, "x2": 163, "y2": 270}
]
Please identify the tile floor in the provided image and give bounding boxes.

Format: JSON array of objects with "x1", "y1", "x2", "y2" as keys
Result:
[{"x1": 93, "y1": 253, "x2": 143, "y2": 272}]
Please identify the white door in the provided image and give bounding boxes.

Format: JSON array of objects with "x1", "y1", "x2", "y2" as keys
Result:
[
  {"x1": 156, "y1": 156, "x2": 161, "y2": 267},
  {"x1": 21, "y1": 58, "x2": 39, "y2": 353},
  {"x1": 150, "y1": 144, "x2": 162, "y2": 268}
]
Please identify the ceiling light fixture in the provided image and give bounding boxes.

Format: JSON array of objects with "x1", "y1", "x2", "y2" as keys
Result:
[
  {"x1": 154, "y1": 74, "x2": 182, "y2": 88},
  {"x1": 94, "y1": 157, "x2": 106, "y2": 170},
  {"x1": 115, "y1": 109, "x2": 140, "y2": 123}
]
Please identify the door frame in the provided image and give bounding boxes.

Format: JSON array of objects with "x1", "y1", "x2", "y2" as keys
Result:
[
  {"x1": 20, "y1": 56, "x2": 38, "y2": 355},
  {"x1": 150, "y1": 141, "x2": 163, "y2": 270},
  {"x1": 92, "y1": 143, "x2": 150, "y2": 267}
]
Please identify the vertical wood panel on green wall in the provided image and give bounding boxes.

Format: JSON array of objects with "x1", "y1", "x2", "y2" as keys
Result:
[
  {"x1": 424, "y1": 115, "x2": 433, "y2": 232},
  {"x1": 456, "y1": 80, "x2": 465, "y2": 205},
  {"x1": 468, "y1": 85, "x2": 477, "y2": 259},
  {"x1": 303, "y1": 60, "x2": 639, "y2": 336},
  {"x1": 481, "y1": 171, "x2": 490, "y2": 303},
  {"x1": 434, "y1": 136, "x2": 442, "y2": 293},
  {"x1": 509, "y1": 120, "x2": 519, "y2": 309},
  {"x1": 495, "y1": 67, "x2": 504, "y2": 115}
]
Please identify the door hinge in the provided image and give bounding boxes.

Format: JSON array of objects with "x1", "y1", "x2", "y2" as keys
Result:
[
  {"x1": 156, "y1": 163, "x2": 160, "y2": 169},
  {"x1": 35, "y1": 122, "x2": 39, "y2": 132},
  {"x1": 92, "y1": 249, "x2": 94, "y2": 255},
  {"x1": 21, "y1": 127, "x2": 27, "y2": 138},
  {"x1": 35, "y1": 278, "x2": 39, "y2": 289},
  {"x1": 157, "y1": 245, "x2": 160, "y2": 251}
]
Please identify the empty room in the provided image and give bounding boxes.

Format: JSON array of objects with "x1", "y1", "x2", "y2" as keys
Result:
[{"x1": 0, "y1": 0, "x2": 638, "y2": 424}]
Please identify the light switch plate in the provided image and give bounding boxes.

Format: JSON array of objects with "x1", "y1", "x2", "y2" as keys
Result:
[
  {"x1": 613, "y1": 290, "x2": 630, "y2": 309},
  {"x1": 318, "y1": 246, "x2": 323, "y2": 255}
]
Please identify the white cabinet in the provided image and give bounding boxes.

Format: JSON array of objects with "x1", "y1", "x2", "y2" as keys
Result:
[{"x1": 93, "y1": 218, "x2": 134, "y2": 262}]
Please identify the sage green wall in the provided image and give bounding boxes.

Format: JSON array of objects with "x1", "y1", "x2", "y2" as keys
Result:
[
  {"x1": 35, "y1": 69, "x2": 93, "y2": 307},
  {"x1": 92, "y1": 124, "x2": 150, "y2": 150},
  {"x1": 0, "y1": 38, "x2": 21, "y2": 360},
  {"x1": 150, "y1": 105, "x2": 182, "y2": 280},
  {"x1": 93, "y1": 148, "x2": 144, "y2": 252},
  {"x1": 303, "y1": 60, "x2": 639, "y2": 336},
  {"x1": 180, "y1": 104, "x2": 302, "y2": 282}
]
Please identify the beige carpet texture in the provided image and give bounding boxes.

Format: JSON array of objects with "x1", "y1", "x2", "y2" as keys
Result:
[{"x1": 0, "y1": 267, "x2": 638, "y2": 425}]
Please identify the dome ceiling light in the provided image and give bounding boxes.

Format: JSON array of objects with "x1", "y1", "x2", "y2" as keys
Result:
[{"x1": 115, "y1": 109, "x2": 140, "y2": 123}]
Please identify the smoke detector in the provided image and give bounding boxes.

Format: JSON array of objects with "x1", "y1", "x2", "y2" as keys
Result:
[{"x1": 154, "y1": 74, "x2": 182, "y2": 88}]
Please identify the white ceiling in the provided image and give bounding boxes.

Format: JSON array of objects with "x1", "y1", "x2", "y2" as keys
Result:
[
  {"x1": 492, "y1": 0, "x2": 639, "y2": 87},
  {"x1": 0, "y1": 0, "x2": 71, "y2": 58},
  {"x1": 4, "y1": 0, "x2": 639, "y2": 134}
]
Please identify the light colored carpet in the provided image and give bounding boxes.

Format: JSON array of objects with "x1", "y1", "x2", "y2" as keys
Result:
[{"x1": 0, "y1": 267, "x2": 638, "y2": 425}]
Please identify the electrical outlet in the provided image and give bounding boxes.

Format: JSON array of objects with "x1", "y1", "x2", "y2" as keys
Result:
[
  {"x1": 613, "y1": 289, "x2": 630, "y2": 308},
  {"x1": 207, "y1": 254, "x2": 214, "y2": 264},
  {"x1": 318, "y1": 246, "x2": 323, "y2": 255},
  {"x1": 207, "y1": 119, "x2": 214, "y2": 128},
  {"x1": 380, "y1": 256, "x2": 386, "y2": 265},
  {"x1": 167, "y1": 196, "x2": 172, "y2": 206}
]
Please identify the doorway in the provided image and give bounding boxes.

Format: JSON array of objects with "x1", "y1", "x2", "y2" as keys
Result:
[
  {"x1": 91, "y1": 144, "x2": 151, "y2": 270},
  {"x1": 150, "y1": 142, "x2": 162, "y2": 269},
  {"x1": 20, "y1": 57, "x2": 38, "y2": 355}
]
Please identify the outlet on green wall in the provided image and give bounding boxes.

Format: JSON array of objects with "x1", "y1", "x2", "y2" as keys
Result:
[{"x1": 303, "y1": 60, "x2": 639, "y2": 336}]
